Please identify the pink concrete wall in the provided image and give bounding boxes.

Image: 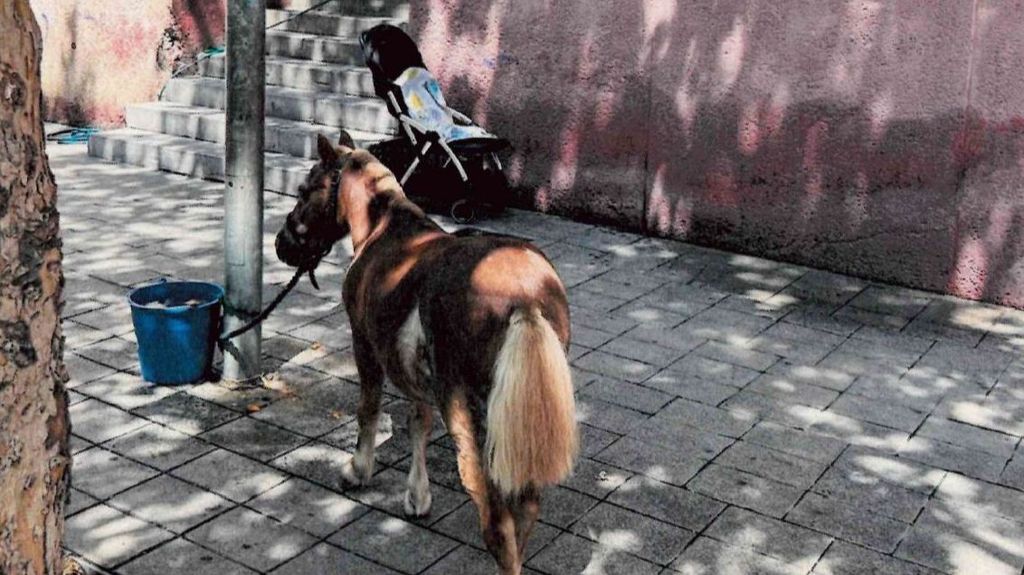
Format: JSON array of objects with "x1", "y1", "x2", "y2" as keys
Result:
[
  {"x1": 32, "y1": 0, "x2": 226, "y2": 126},
  {"x1": 411, "y1": 0, "x2": 1024, "y2": 308}
]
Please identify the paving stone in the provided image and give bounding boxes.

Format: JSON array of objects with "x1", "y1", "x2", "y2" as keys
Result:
[
  {"x1": 669, "y1": 535, "x2": 805, "y2": 575},
  {"x1": 119, "y1": 538, "x2": 257, "y2": 575},
  {"x1": 187, "y1": 380, "x2": 293, "y2": 413},
  {"x1": 579, "y1": 423, "x2": 622, "y2": 458},
  {"x1": 823, "y1": 446, "x2": 946, "y2": 494},
  {"x1": 628, "y1": 417, "x2": 736, "y2": 458},
  {"x1": 745, "y1": 371, "x2": 840, "y2": 409},
  {"x1": 812, "y1": 540, "x2": 943, "y2": 575},
  {"x1": 343, "y1": 466, "x2": 467, "y2": 525},
  {"x1": 573, "y1": 325, "x2": 618, "y2": 349},
  {"x1": 741, "y1": 421, "x2": 847, "y2": 464},
  {"x1": 704, "y1": 506, "x2": 832, "y2": 571},
  {"x1": 844, "y1": 370, "x2": 952, "y2": 413},
  {"x1": 74, "y1": 336, "x2": 140, "y2": 372},
  {"x1": 693, "y1": 341, "x2": 779, "y2": 372},
  {"x1": 770, "y1": 405, "x2": 912, "y2": 453},
  {"x1": 811, "y1": 467, "x2": 929, "y2": 522},
  {"x1": 572, "y1": 502, "x2": 695, "y2": 565},
  {"x1": 766, "y1": 360, "x2": 857, "y2": 392},
  {"x1": 65, "y1": 353, "x2": 119, "y2": 387},
  {"x1": 575, "y1": 395, "x2": 649, "y2": 435},
  {"x1": 69, "y1": 433, "x2": 93, "y2": 455},
  {"x1": 173, "y1": 449, "x2": 289, "y2": 503},
  {"x1": 936, "y1": 387, "x2": 1024, "y2": 437},
  {"x1": 642, "y1": 370, "x2": 740, "y2": 405},
  {"x1": 599, "y1": 336, "x2": 689, "y2": 368},
  {"x1": 786, "y1": 492, "x2": 910, "y2": 553},
  {"x1": 432, "y1": 500, "x2": 559, "y2": 560},
  {"x1": 827, "y1": 393, "x2": 927, "y2": 433},
  {"x1": 200, "y1": 416, "x2": 309, "y2": 462},
  {"x1": 895, "y1": 436, "x2": 1008, "y2": 482},
  {"x1": 638, "y1": 282, "x2": 729, "y2": 318},
  {"x1": 916, "y1": 340, "x2": 1015, "y2": 388},
  {"x1": 715, "y1": 441, "x2": 827, "y2": 489},
  {"x1": 421, "y1": 544, "x2": 516, "y2": 575},
  {"x1": 574, "y1": 350, "x2": 660, "y2": 383},
  {"x1": 70, "y1": 399, "x2": 150, "y2": 443},
  {"x1": 537, "y1": 485, "x2": 601, "y2": 528},
  {"x1": 999, "y1": 454, "x2": 1024, "y2": 491},
  {"x1": 321, "y1": 410, "x2": 417, "y2": 466},
  {"x1": 186, "y1": 506, "x2": 318, "y2": 572},
  {"x1": 272, "y1": 542, "x2": 400, "y2": 575},
  {"x1": 67, "y1": 488, "x2": 99, "y2": 517},
  {"x1": 816, "y1": 350, "x2": 909, "y2": 381},
  {"x1": 72, "y1": 447, "x2": 160, "y2": 499},
  {"x1": 624, "y1": 324, "x2": 706, "y2": 352},
  {"x1": 108, "y1": 474, "x2": 232, "y2": 533},
  {"x1": 328, "y1": 510, "x2": 458, "y2": 574},
  {"x1": 607, "y1": 476, "x2": 724, "y2": 532},
  {"x1": 663, "y1": 354, "x2": 761, "y2": 388},
  {"x1": 916, "y1": 416, "x2": 1019, "y2": 459},
  {"x1": 571, "y1": 306, "x2": 640, "y2": 336},
  {"x1": 391, "y1": 443, "x2": 464, "y2": 491},
  {"x1": 895, "y1": 506, "x2": 1024, "y2": 575},
  {"x1": 935, "y1": 472, "x2": 1024, "y2": 522},
  {"x1": 270, "y1": 441, "x2": 353, "y2": 493},
  {"x1": 76, "y1": 371, "x2": 181, "y2": 411},
  {"x1": 527, "y1": 532, "x2": 662, "y2": 575},
  {"x1": 569, "y1": 286, "x2": 631, "y2": 313},
  {"x1": 674, "y1": 307, "x2": 775, "y2": 345},
  {"x1": 613, "y1": 300, "x2": 693, "y2": 329},
  {"x1": 64, "y1": 504, "x2": 175, "y2": 569},
  {"x1": 133, "y1": 391, "x2": 241, "y2": 434},
  {"x1": 651, "y1": 398, "x2": 756, "y2": 438},
  {"x1": 103, "y1": 422, "x2": 214, "y2": 470},
  {"x1": 579, "y1": 377, "x2": 674, "y2": 414},
  {"x1": 563, "y1": 458, "x2": 631, "y2": 499},
  {"x1": 297, "y1": 348, "x2": 361, "y2": 381},
  {"x1": 245, "y1": 478, "x2": 367, "y2": 538},
  {"x1": 687, "y1": 464, "x2": 804, "y2": 518},
  {"x1": 596, "y1": 438, "x2": 709, "y2": 487}
]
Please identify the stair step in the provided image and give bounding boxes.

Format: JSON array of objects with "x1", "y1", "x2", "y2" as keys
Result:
[
  {"x1": 124, "y1": 102, "x2": 389, "y2": 159},
  {"x1": 88, "y1": 128, "x2": 314, "y2": 195},
  {"x1": 265, "y1": 30, "x2": 365, "y2": 66},
  {"x1": 160, "y1": 77, "x2": 397, "y2": 135},
  {"x1": 199, "y1": 55, "x2": 374, "y2": 97},
  {"x1": 283, "y1": 0, "x2": 410, "y2": 19},
  {"x1": 266, "y1": 9, "x2": 401, "y2": 38}
]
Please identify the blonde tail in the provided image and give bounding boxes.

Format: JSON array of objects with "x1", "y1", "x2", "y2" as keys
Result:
[{"x1": 486, "y1": 307, "x2": 578, "y2": 496}]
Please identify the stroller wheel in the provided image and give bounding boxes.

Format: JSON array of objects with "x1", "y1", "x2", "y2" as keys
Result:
[{"x1": 451, "y1": 199, "x2": 476, "y2": 224}]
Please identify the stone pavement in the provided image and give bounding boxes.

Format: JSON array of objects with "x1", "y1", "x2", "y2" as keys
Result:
[{"x1": 52, "y1": 140, "x2": 1024, "y2": 575}]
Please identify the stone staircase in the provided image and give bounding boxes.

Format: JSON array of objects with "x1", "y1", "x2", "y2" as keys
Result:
[{"x1": 87, "y1": 0, "x2": 409, "y2": 195}]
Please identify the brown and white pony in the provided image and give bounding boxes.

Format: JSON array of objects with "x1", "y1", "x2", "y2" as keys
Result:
[{"x1": 275, "y1": 133, "x2": 578, "y2": 574}]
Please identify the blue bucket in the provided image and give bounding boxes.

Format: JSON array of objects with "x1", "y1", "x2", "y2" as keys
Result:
[{"x1": 128, "y1": 280, "x2": 224, "y2": 384}]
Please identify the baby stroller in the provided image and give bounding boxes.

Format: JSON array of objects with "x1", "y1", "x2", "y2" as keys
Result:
[{"x1": 360, "y1": 24, "x2": 510, "y2": 223}]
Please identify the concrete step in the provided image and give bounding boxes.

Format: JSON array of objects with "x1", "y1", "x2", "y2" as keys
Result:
[
  {"x1": 160, "y1": 77, "x2": 397, "y2": 135},
  {"x1": 265, "y1": 30, "x2": 364, "y2": 66},
  {"x1": 266, "y1": 9, "x2": 401, "y2": 38},
  {"x1": 282, "y1": 0, "x2": 410, "y2": 19},
  {"x1": 199, "y1": 54, "x2": 374, "y2": 97},
  {"x1": 87, "y1": 128, "x2": 314, "y2": 195},
  {"x1": 124, "y1": 101, "x2": 388, "y2": 159}
]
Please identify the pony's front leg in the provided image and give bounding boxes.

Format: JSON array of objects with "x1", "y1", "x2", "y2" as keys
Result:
[
  {"x1": 342, "y1": 337, "x2": 383, "y2": 487},
  {"x1": 404, "y1": 401, "x2": 433, "y2": 517}
]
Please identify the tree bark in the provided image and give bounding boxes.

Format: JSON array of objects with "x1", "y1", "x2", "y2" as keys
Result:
[{"x1": 0, "y1": 1, "x2": 71, "y2": 574}]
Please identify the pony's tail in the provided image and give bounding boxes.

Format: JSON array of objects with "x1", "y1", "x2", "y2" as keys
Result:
[{"x1": 485, "y1": 307, "x2": 578, "y2": 496}]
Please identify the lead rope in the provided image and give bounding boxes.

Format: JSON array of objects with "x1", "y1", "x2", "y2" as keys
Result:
[{"x1": 217, "y1": 245, "x2": 331, "y2": 346}]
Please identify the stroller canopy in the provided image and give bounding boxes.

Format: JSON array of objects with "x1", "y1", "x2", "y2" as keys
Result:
[{"x1": 360, "y1": 24, "x2": 501, "y2": 145}]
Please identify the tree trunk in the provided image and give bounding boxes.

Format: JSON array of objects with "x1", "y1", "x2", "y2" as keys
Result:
[{"x1": 0, "y1": 1, "x2": 71, "y2": 574}]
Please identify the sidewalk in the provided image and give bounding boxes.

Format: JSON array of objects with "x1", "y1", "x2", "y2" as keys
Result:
[{"x1": 54, "y1": 141, "x2": 1024, "y2": 575}]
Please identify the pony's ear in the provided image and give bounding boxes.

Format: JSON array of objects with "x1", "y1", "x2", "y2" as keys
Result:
[
  {"x1": 337, "y1": 130, "x2": 355, "y2": 152},
  {"x1": 317, "y1": 134, "x2": 339, "y2": 166}
]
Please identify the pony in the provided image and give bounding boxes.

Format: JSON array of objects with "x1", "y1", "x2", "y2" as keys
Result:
[{"x1": 275, "y1": 132, "x2": 578, "y2": 574}]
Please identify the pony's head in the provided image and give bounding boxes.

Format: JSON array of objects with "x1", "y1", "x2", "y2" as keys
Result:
[{"x1": 274, "y1": 131, "x2": 359, "y2": 268}]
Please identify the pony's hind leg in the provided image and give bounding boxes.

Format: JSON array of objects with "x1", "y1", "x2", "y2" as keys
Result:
[
  {"x1": 342, "y1": 337, "x2": 383, "y2": 486},
  {"x1": 512, "y1": 488, "x2": 541, "y2": 562},
  {"x1": 404, "y1": 401, "x2": 433, "y2": 517},
  {"x1": 446, "y1": 395, "x2": 521, "y2": 574}
]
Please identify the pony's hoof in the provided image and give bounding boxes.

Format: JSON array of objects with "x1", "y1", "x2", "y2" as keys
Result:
[
  {"x1": 404, "y1": 488, "x2": 432, "y2": 517},
  {"x1": 341, "y1": 459, "x2": 370, "y2": 487}
]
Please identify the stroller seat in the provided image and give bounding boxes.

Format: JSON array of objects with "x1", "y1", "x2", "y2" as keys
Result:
[{"x1": 360, "y1": 24, "x2": 510, "y2": 221}]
